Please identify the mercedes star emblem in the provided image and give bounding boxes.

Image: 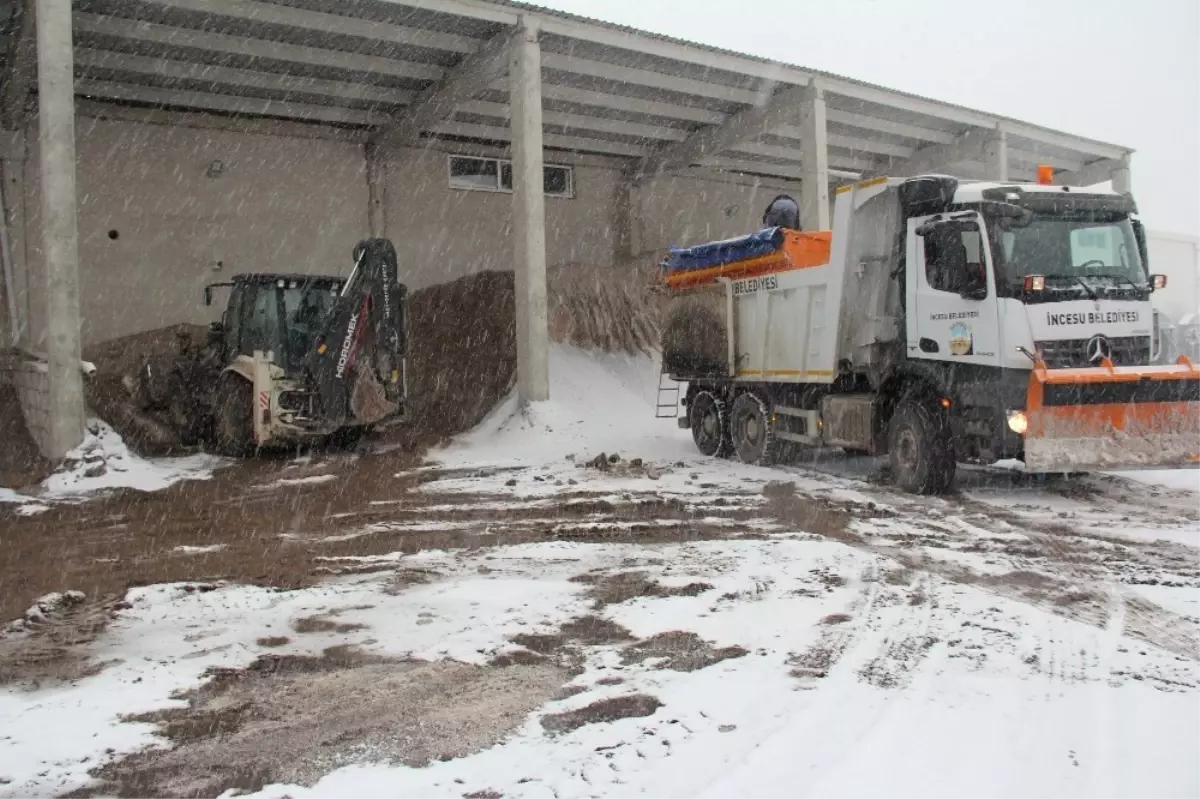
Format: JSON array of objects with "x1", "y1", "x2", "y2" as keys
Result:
[{"x1": 1086, "y1": 335, "x2": 1112, "y2": 365}]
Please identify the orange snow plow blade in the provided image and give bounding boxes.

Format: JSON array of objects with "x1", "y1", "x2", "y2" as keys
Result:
[{"x1": 1024, "y1": 355, "x2": 1200, "y2": 472}]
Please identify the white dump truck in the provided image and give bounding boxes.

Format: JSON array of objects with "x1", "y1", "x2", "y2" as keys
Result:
[{"x1": 658, "y1": 174, "x2": 1200, "y2": 493}]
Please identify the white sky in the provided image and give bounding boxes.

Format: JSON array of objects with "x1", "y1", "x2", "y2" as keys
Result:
[{"x1": 536, "y1": 0, "x2": 1200, "y2": 236}]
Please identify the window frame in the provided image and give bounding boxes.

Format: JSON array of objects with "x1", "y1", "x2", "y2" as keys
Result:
[{"x1": 446, "y1": 154, "x2": 574, "y2": 199}]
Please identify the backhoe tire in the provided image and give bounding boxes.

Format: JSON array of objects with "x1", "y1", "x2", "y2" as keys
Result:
[
  {"x1": 689, "y1": 390, "x2": 731, "y2": 458},
  {"x1": 730, "y1": 391, "x2": 782, "y2": 466},
  {"x1": 888, "y1": 398, "x2": 955, "y2": 494},
  {"x1": 213, "y1": 377, "x2": 255, "y2": 457}
]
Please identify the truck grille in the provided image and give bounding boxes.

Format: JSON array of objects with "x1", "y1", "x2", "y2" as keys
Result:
[{"x1": 1036, "y1": 336, "x2": 1151, "y2": 369}]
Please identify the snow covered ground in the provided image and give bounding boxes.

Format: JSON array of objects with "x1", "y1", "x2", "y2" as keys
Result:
[{"x1": 1, "y1": 344, "x2": 1197, "y2": 798}]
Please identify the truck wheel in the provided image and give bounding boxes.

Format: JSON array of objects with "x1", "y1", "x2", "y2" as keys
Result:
[
  {"x1": 689, "y1": 390, "x2": 730, "y2": 457},
  {"x1": 888, "y1": 399, "x2": 955, "y2": 494},
  {"x1": 730, "y1": 392, "x2": 780, "y2": 465},
  {"x1": 213, "y1": 377, "x2": 255, "y2": 457}
]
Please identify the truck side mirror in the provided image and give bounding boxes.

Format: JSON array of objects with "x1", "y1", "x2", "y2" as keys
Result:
[{"x1": 204, "y1": 286, "x2": 213, "y2": 306}]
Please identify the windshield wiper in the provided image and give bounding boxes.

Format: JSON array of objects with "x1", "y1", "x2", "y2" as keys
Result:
[
  {"x1": 1044, "y1": 274, "x2": 1098, "y2": 300},
  {"x1": 1096, "y1": 273, "x2": 1147, "y2": 295}
]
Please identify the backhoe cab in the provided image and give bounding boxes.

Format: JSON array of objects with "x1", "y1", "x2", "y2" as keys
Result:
[{"x1": 135, "y1": 238, "x2": 408, "y2": 455}]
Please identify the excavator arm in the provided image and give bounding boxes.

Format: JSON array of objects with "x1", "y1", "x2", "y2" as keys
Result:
[{"x1": 307, "y1": 238, "x2": 408, "y2": 426}]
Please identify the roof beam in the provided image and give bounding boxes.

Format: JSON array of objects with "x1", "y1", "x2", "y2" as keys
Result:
[
  {"x1": 376, "y1": 26, "x2": 513, "y2": 146},
  {"x1": 75, "y1": 78, "x2": 387, "y2": 125},
  {"x1": 724, "y1": 141, "x2": 877, "y2": 173},
  {"x1": 1054, "y1": 157, "x2": 1123, "y2": 187},
  {"x1": 539, "y1": 83, "x2": 725, "y2": 125},
  {"x1": 374, "y1": 0, "x2": 518, "y2": 26},
  {"x1": 702, "y1": 157, "x2": 860, "y2": 183},
  {"x1": 430, "y1": 120, "x2": 649, "y2": 159},
  {"x1": 824, "y1": 109, "x2": 957, "y2": 145},
  {"x1": 870, "y1": 127, "x2": 994, "y2": 177},
  {"x1": 458, "y1": 100, "x2": 686, "y2": 142},
  {"x1": 1006, "y1": 147, "x2": 1083, "y2": 172},
  {"x1": 75, "y1": 49, "x2": 415, "y2": 106},
  {"x1": 73, "y1": 12, "x2": 444, "y2": 82},
  {"x1": 540, "y1": 52, "x2": 762, "y2": 105},
  {"x1": 774, "y1": 125, "x2": 914, "y2": 158},
  {"x1": 135, "y1": 0, "x2": 481, "y2": 54},
  {"x1": 638, "y1": 82, "x2": 809, "y2": 176}
]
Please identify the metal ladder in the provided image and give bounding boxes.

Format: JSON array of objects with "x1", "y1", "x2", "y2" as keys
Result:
[{"x1": 655, "y1": 368, "x2": 681, "y2": 418}]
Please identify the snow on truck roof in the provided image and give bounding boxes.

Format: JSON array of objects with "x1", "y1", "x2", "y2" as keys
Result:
[{"x1": 21, "y1": 0, "x2": 1132, "y2": 187}]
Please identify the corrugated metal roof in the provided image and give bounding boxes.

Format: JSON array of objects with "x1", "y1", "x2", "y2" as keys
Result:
[{"x1": 0, "y1": 0, "x2": 1131, "y2": 185}]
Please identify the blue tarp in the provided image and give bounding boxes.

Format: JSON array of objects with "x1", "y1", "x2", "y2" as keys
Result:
[{"x1": 663, "y1": 227, "x2": 785, "y2": 272}]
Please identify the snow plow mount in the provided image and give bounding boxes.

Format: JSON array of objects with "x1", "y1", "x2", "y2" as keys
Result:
[{"x1": 1024, "y1": 354, "x2": 1200, "y2": 472}]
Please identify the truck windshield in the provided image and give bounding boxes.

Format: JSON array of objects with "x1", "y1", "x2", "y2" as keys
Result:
[{"x1": 990, "y1": 213, "x2": 1147, "y2": 295}]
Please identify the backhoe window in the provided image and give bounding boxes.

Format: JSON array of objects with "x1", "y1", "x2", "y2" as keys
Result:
[
  {"x1": 282, "y1": 284, "x2": 337, "y2": 370},
  {"x1": 242, "y1": 284, "x2": 281, "y2": 357}
]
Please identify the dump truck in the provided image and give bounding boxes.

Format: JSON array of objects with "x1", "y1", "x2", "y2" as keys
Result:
[
  {"x1": 658, "y1": 174, "x2": 1200, "y2": 493},
  {"x1": 131, "y1": 237, "x2": 408, "y2": 455}
]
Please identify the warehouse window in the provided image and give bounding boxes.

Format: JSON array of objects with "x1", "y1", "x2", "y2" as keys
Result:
[{"x1": 448, "y1": 155, "x2": 573, "y2": 198}]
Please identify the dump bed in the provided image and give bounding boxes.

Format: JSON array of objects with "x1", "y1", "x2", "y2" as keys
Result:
[{"x1": 660, "y1": 228, "x2": 845, "y2": 383}]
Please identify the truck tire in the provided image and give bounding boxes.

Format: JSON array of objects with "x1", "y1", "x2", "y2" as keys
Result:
[
  {"x1": 888, "y1": 399, "x2": 955, "y2": 494},
  {"x1": 213, "y1": 377, "x2": 255, "y2": 457},
  {"x1": 730, "y1": 391, "x2": 781, "y2": 465},
  {"x1": 689, "y1": 390, "x2": 731, "y2": 457}
]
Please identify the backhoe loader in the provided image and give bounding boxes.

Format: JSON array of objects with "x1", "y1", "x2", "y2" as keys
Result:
[{"x1": 132, "y1": 237, "x2": 407, "y2": 455}]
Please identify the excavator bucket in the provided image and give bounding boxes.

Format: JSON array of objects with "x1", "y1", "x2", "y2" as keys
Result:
[{"x1": 1023, "y1": 355, "x2": 1200, "y2": 472}]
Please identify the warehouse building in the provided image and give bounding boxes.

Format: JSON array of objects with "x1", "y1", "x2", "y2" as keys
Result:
[{"x1": 0, "y1": 0, "x2": 1134, "y2": 458}]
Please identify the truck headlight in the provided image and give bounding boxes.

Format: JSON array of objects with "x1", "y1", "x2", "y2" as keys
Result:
[{"x1": 1006, "y1": 410, "x2": 1028, "y2": 435}]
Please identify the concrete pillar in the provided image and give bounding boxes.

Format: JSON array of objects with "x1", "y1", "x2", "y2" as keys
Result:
[
  {"x1": 509, "y1": 18, "x2": 548, "y2": 403},
  {"x1": 797, "y1": 81, "x2": 830, "y2": 231},
  {"x1": 365, "y1": 140, "x2": 387, "y2": 238},
  {"x1": 1111, "y1": 153, "x2": 1132, "y2": 194},
  {"x1": 984, "y1": 127, "x2": 1009, "y2": 182},
  {"x1": 35, "y1": 0, "x2": 85, "y2": 458}
]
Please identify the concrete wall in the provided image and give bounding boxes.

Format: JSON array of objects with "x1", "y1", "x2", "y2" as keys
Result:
[
  {"x1": 19, "y1": 115, "x2": 369, "y2": 347},
  {"x1": 383, "y1": 145, "x2": 621, "y2": 287},
  {"x1": 5, "y1": 108, "x2": 811, "y2": 348},
  {"x1": 634, "y1": 171, "x2": 804, "y2": 255}
]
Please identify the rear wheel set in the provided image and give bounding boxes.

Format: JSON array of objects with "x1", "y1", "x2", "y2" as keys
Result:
[
  {"x1": 729, "y1": 392, "x2": 783, "y2": 465},
  {"x1": 690, "y1": 389, "x2": 784, "y2": 466},
  {"x1": 689, "y1": 390, "x2": 730, "y2": 457}
]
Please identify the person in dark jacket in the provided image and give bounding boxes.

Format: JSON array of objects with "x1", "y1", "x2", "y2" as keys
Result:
[{"x1": 762, "y1": 194, "x2": 801, "y2": 230}]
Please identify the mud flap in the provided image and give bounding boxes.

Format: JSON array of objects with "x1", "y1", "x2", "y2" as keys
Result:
[{"x1": 1024, "y1": 356, "x2": 1200, "y2": 472}]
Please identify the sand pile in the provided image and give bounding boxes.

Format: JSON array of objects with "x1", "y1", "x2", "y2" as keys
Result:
[
  {"x1": 82, "y1": 324, "x2": 206, "y2": 456},
  {"x1": 79, "y1": 259, "x2": 665, "y2": 456}
]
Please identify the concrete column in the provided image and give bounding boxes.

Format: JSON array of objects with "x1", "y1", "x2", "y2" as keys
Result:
[
  {"x1": 984, "y1": 127, "x2": 1009, "y2": 182},
  {"x1": 35, "y1": 0, "x2": 85, "y2": 458},
  {"x1": 797, "y1": 81, "x2": 830, "y2": 231},
  {"x1": 1111, "y1": 153, "x2": 1132, "y2": 194},
  {"x1": 509, "y1": 17, "x2": 548, "y2": 403},
  {"x1": 365, "y1": 140, "x2": 387, "y2": 238}
]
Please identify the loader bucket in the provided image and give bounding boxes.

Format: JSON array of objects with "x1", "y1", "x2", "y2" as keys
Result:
[{"x1": 1023, "y1": 355, "x2": 1200, "y2": 472}]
